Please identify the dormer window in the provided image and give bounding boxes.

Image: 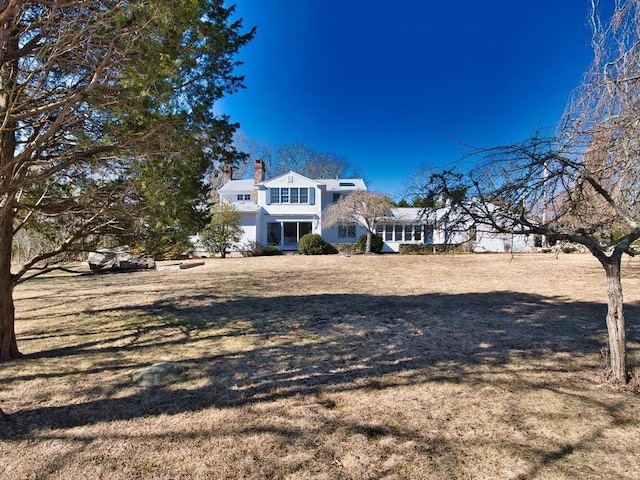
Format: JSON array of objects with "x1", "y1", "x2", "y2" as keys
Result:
[
  {"x1": 339, "y1": 182, "x2": 355, "y2": 187},
  {"x1": 236, "y1": 194, "x2": 251, "y2": 201}
]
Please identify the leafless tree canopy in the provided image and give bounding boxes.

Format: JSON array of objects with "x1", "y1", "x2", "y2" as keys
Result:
[
  {"x1": 411, "y1": 0, "x2": 640, "y2": 383},
  {"x1": 323, "y1": 191, "x2": 393, "y2": 253},
  {"x1": 231, "y1": 134, "x2": 360, "y2": 181}
]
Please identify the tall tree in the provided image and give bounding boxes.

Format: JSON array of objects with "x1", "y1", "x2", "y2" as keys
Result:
[
  {"x1": 323, "y1": 191, "x2": 394, "y2": 253},
  {"x1": 0, "y1": 1, "x2": 254, "y2": 360},
  {"x1": 412, "y1": 1, "x2": 640, "y2": 383}
]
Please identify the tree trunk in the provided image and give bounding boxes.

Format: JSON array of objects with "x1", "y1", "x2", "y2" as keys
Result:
[
  {"x1": 0, "y1": 19, "x2": 20, "y2": 361},
  {"x1": 365, "y1": 231, "x2": 372, "y2": 253},
  {"x1": 0, "y1": 208, "x2": 19, "y2": 361},
  {"x1": 602, "y1": 255, "x2": 628, "y2": 383}
]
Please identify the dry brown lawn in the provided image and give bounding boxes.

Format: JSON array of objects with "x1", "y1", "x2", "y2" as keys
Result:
[{"x1": 1, "y1": 253, "x2": 640, "y2": 479}]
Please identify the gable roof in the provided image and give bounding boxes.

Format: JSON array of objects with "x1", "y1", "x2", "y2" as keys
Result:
[
  {"x1": 258, "y1": 170, "x2": 322, "y2": 186},
  {"x1": 223, "y1": 170, "x2": 368, "y2": 191}
]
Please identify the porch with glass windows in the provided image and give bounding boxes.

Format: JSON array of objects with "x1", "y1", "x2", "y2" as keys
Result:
[
  {"x1": 373, "y1": 222, "x2": 433, "y2": 252},
  {"x1": 267, "y1": 220, "x2": 313, "y2": 250},
  {"x1": 375, "y1": 223, "x2": 431, "y2": 243}
]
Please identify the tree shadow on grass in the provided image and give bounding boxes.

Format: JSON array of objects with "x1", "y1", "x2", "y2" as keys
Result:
[{"x1": 3, "y1": 288, "x2": 635, "y2": 439}]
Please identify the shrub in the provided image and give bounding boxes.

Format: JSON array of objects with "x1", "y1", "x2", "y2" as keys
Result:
[
  {"x1": 355, "y1": 233, "x2": 384, "y2": 253},
  {"x1": 298, "y1": 233, "x2": 328, "y2": 255},
  {"x1": 328, "y1": 243, "x2": 358, "y2": 254},
  {"x1": 262, "y1": 245, "x2": 282, "y2": 256},
  {"x1": 239, "y1": 241, "x2": 263, "y2": 257},
  {"x1": 399, "y1": 243, "x2": 464, "y2": 254}
]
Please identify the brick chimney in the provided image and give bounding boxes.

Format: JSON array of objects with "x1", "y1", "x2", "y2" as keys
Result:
[
  {"x1": 222, "y1": 164, "x2": 232, "y2": 184},
  {"x1": 254, "y1": 159, "x2": 265, "y2": 183},
  {"x1": 254, "y1": 159, "x2": 264, "y2": 203}
]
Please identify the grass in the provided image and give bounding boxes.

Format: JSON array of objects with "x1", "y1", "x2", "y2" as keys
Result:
[{"x1": 1, "y1": 253, "x2": 640, "y2": 479}]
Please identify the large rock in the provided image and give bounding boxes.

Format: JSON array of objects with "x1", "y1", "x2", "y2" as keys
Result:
[
  {"x1": 87, "y1": 247, "x2": 155, "y2": 273},
  {"x1": 132, "y1": 362, "x2": 186, "y2": 387}
]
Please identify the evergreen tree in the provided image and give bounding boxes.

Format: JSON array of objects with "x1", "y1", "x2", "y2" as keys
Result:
[{"x1": 0, "y1": 1, "x2": 254, "y2": 360}]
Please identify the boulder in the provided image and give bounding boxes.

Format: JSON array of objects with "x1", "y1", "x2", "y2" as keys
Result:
[
  {"x1": 132, "y1": 362, "x2": 186, "y2": 387},
  {"x1": 87, "y1": 247, "x2": 155, "y2": 273}
]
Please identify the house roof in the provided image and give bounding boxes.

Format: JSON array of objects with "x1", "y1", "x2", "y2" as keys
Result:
[
  {"x1": 258, "y1": 170, "x2": 322, "y2": 186},
  {"x1": 222, "y1": 171, "x2": 368, "y2": 192},
  {"x1": 391, "y1": 208, "x2": 424, "y2": 222},
  {"x1": 235, "y1": 203, "x2": 260, "y2": 213},
  {"x1": 218, "y1": 179, "x2": 254, "y2": 192},
  {"x1": 319, "y1": 178, "x2": 367, "y2": 191}
]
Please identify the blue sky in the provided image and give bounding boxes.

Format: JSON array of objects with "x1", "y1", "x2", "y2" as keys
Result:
[{"x1": 220, "y1": 1, "x2": 595, "y2": 199}]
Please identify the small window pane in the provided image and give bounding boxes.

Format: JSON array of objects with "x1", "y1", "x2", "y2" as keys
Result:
[
  {"x1": 270, "y1": 188, "x2": 280, "y2": 203},
  {"x1": 280, "y1": 188, "x2": 289, "y2": 203},
  {"x1": 290, "y1": 188, "x2": 299, "y2": 203},
  {"x1": 300, "y1": 188, "x2": 309, "y2": 203}
]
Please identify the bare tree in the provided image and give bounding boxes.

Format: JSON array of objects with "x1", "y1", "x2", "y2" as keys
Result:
[
  {"x1": 232, "y1": 137, "x2": 360, "y2": 180},
  {"x1": 413, "y1": 1, "x2": 640, "y2": 383},
  {"x1": 323, "y1": 191, "x2": 394, "y2": 253}
]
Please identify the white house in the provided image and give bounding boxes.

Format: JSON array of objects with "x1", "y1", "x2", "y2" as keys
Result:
[
  {"x1": 374, "y1": 206, "x2": 535, "y2": 253},
  {"x1": 197, "y1": 159, "x2": 534, "y2": 254}
]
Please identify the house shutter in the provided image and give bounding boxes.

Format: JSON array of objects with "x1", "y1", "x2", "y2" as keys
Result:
[
  {"x1": 266, "y1": 188, "x2": 271, "y2": 205},
  {"x1": 309, "y1": 187, "x2": 315, "y2": 205}
]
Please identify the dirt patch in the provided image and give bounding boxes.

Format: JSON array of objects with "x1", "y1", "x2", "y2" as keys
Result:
[{"x1": 1, "y1": 253, "x2": 639, "y2": 479}]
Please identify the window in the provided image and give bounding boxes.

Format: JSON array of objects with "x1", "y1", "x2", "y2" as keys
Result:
[
  {"x1": 237, "y1": 194, "x2": 251, "y2": 201},
  {"x1": 469, "y1": 225, "x2": 478, "y2": 241},
  {"x1": 415, "y1": 225, "x2": 424, "y2": 242},
  {"x1": 333, "y1": 193, "x2": 341, "y2": 202},
  {"x1": 338, "y1": 225, "x2": 356, "y2": 238},
  {"x1": 269, "y1": 187, "x2": 310, "y2": 204},
  {"x1": 395, "y1": 225, "x2": 403, "y2": 241},
  {"x1": 404, "y1": 225, "x2": 413, "y2": 241},
  {"x1": 384, "y1": 225, "x2": 393, "y2": 241},
  {"x1": 375, "y1": 224, "x2": 426, "y2": 242},
  {"x1": 424, "y1": 225, "x2": 434, "y2": 243},
  {"x1": 268, "y1": 223, "x2": 281, "y2": 245}
]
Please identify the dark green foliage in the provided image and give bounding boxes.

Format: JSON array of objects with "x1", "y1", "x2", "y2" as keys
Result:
[
  {"x1": 399, "y1": 244, "x2": 464, "y2": 254},
  {"x1": 0, "y1": 0, "x2": 255, "y2": 359},
  {"x1": 298, "y1": 233, "x2": 328, "y2": 255},
  {"x1": 262, "y1": 245, "x2": 282, "y2": 256},
  {"x1": 356, "y1": 234, "x2": 383, "y2": 254}
]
